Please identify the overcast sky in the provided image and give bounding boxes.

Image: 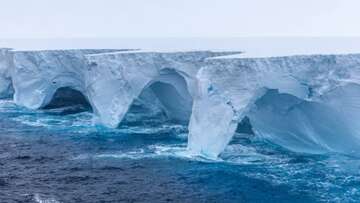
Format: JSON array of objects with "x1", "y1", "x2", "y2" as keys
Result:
[{"x1": 0, "y1": 0, "x2": 359, "y2": 38}]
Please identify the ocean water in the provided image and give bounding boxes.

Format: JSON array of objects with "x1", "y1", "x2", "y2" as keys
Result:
[{"x1": 0, "y1": 99, "x2": 360, "y2": 203}]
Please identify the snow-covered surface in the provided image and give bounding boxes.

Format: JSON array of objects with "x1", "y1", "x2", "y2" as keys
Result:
[{"x1": 1, "y1": 37, "x2": 360, "y2": 57}]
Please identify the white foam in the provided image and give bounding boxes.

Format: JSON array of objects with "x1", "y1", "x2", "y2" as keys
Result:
[{"x1": 34, "y1": 194, "x2": 60, "y2": 203}]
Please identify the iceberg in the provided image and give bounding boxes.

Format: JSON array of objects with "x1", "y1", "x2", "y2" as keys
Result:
[{"x1": 5, "y1": 47, "x2": 360, "y2": 158}]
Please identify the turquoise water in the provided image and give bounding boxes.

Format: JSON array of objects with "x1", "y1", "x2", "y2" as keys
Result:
[{"x1": 0, "y1": 99, "x2": 359, "y2": 202}]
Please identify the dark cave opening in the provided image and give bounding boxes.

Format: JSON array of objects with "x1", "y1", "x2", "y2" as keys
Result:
[{"x1": 42, "y1": 87, "x2": 92, "y2": 115}]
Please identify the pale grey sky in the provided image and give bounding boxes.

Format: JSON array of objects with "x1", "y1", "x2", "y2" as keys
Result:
[{"x1": 0, "y1": 0, "x2": 359, "y2": 38}]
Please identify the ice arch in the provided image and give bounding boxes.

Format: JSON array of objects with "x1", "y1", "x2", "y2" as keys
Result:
[
  {"x1": 188, "y1": 54, "x2": 360, "y2": 158},
  {"x1": 11, "y1": 49, "x2": 122, "y2": 109},
  {"x1": 85, "y1": 62, "x2": 194, "y2": 127},
  {"x1": 140, "y1": 70, "x2": 193, "y2": 123},
  {"x1": 108, "y1": 69, "x2": 193, "y2": 127},
  {"x1": 85, "y1": 51, "x2": 238, "y2": 128},
  {"x1": 87, "y1": 65, "x2": 194, "y2": 128}
]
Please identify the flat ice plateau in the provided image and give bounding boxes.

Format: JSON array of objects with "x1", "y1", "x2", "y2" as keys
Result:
[{"x1": 1, "y1": 37, "x2": 360, "y2": 158}]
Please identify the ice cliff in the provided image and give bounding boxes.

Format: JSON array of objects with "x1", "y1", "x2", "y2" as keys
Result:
[
  {"x1": 188, "y1": 54, "x2": 360, "y2": 157},
  {"x1": 0, "y1": 48, "x2": 14, "y2": 98},
  {"x1": 3, "y1": 48, "x2": 360, "y2": 158}
]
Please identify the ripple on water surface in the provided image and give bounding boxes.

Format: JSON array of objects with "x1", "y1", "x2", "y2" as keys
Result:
[{"x1": 0, "y1": 100, "x2": 359, "y2": 202}]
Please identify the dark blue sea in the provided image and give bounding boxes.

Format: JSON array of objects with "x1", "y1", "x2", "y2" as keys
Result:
[{"x1": 0, "y1": 99, "x2": 359, "y2": 203}]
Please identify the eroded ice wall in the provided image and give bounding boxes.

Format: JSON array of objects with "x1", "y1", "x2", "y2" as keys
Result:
[
  {"x1": 85, "y1": 51, "x2": 239, "y2": 128},
  {"x1": 188, "y1": 54, "x2": 360, "y2": 158},
  {"x1": 11, "y1": 49, "x2": 123, "y2": 109},
  {"x1": 0, "y1": 48, "x2": 14, "y2": 98},
  {"x1": 8, "y1": 48, "x2": 360, "y2": 159}
]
